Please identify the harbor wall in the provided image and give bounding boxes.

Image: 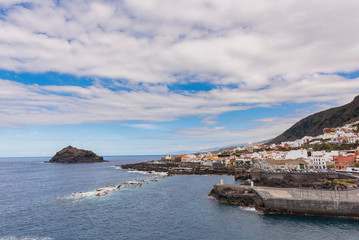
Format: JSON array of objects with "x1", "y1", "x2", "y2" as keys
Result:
[
  {"x1": 209, "y1": 184, "x2": 359, "y2": 218},
  {"x1": 262, "y1": 198, "x2": 359, "y2": 218}
]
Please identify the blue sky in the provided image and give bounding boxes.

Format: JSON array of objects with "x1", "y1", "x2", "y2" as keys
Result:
[{"x1": 0, "y1": 0, "x2": 359, "y2": 157}]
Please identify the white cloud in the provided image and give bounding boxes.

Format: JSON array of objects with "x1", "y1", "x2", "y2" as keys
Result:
[
  {"x1": 162, "y1": 114, "x2": 307, "y2": 152},
  {"x1": 0, "y1": 0, "x2": 358, "y2": 88},
  {"x1": 0, "y1": 0, "x2": 359, "y2": 153},
  {"x1": 201, "y1": 116, "x2": 218, "y2": 125},
  {"x1": 124, "y1": 123, "x2": 159, "y2": 130},
  {"x1": 0, "y1": 79, "x2": 245, "y2": 127},
  {"x1": 0, "y1": 74, "x2": 358, "y2": 128}
]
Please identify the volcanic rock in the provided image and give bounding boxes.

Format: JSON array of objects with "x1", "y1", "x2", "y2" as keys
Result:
[{"x1": 46, "y1": 146, "x2": 107, "y2": 163}]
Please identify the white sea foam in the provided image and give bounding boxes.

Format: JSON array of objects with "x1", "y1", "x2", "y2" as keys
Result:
[
  {"x1": 128, "y1": 170, "x2": 150, "y2": 174},
  {"x1": 239, "y1": 206, "x2": 257, "y2": 212},
  {"x1": 151, "y1": 171, "x2": 168, "y2": 177},
  {"x1": 110, "y1": 165, "x2": 122, "y2": 170},
  {"x1": 68, "y1": 184, "x2": 118, "y2": 199},
  {"x1": 60, "y1": 174, "x2": 167, "y2": 200},
  {"x1": 128, "y1": 170, "x2": 168, "y2": 177}
]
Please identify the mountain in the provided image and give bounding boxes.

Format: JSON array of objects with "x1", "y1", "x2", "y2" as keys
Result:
[
  {"x1": 46, "y1": 146, "x2": 107, "y2": 163},
  {"x1": 268, "y1": 95, "x2": 359, "y2": 144}
]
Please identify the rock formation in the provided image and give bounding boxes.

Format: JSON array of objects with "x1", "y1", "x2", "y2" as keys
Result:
[{"x1": 46, "y1": 146, "x2": 107, "y2": 163}]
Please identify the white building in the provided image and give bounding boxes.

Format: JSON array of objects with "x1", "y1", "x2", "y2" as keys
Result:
[
  {"x1": 235, "y1": 146, "x2": 246, "y2": 151},
  {"x1": 311, "y1": 151, "x2": 338, "y2": 169},
  {"x1": 161, "y1": 155, "x2": 172, "y2": 161},
  {"x1": 201, "y1": 160, "x2": 213, "y2": 166},
  {"x1": 312, "y1": 155, "x2": 327, "y2": 169},
  {"x1": 348, "y1": 136, "x2": 359, "y2": 144},
  {"x1": 285, "y1": 150, "x2": 308, "y2": 160}
]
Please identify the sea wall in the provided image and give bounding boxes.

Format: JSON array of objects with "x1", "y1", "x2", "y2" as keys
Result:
[
  {"x1": 209, "y1": 184, "x2": 359, "y2": 218},
  {"x1": 262, "y1": 198, "x2": 359, "y2": 218}
]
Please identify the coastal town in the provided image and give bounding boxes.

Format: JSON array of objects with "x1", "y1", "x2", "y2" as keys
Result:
[
  {"x1": 118, "y1": 120, "x2": 359, "y2": 218},
  {"x1": 157, "y1": 121, "x2": 359, "y2": 173}
]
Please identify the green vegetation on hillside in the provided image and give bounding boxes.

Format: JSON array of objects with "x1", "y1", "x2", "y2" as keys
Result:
[{"x1": 309, "y1": 142, "x2": 359, "y2": 151}]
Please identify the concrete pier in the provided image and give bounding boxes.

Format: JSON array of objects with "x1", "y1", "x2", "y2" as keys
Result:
[
  {"x1": 209, "y1": 184, "x2": 359, "y2": 218},
  {"x1": 254, "y1": 186, "x2": 359, "y2": 217}
]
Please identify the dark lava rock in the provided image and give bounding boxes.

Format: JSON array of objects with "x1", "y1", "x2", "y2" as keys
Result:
[
  {"x1": 208, "y1": 184, "x2": 263, "y2": 208},
  {"x1": 46, "y1": 146, "x2": 107, "y2": 163}
]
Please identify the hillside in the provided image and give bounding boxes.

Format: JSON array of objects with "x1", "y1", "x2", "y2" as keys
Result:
[{"x1": 268, "y1": 95, "x2": 359, "y2": 144}]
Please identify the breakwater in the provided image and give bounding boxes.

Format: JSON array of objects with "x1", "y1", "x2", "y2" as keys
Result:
[{"x1": 210, "y1": 184, "x2": 359, "y2": 218}]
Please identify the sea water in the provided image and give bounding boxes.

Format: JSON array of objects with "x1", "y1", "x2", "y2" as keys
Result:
[{"x1": 1, "y1": 156, "x2": 359, "y2": 240}]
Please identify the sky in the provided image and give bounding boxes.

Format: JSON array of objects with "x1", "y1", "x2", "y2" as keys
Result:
[{"x1": 0, "y1": 0, "x2": 359, "y2": 157}]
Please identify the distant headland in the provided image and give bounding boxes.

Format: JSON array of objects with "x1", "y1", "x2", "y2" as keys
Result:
[{"x1": 45, "y1": 146, "x2": 107, "y2": 163}]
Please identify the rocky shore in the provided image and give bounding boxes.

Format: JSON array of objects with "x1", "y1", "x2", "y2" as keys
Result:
[
  {"x1": 117, "y1": 161, "x2": 236, "y2": 175},
  {"x1": 249, "y1": 171, "x2": 359, "y2": 190},
  {"x1": 209, "y1": 184, "x2": 263, "y2": 208}
]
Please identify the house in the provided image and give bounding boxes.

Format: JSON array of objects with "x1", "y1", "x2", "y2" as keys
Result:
[
  {"x1": 174, "y1": 155, "x2": 184, "y2": 162},
  {"x1": 265, "y1": 159, "x2": 309, "y2": 171},
  {"x1": 206, "y1": 152, "x2": 213, "y2": 157},
  {"x1": 253, "y1": 158, "x2": 308, "y2": 171},
  {"x1": 180, "y1": 155, "x2": 190, "y2": 162},
  {"x1": 161, "y1": 155, "x2": 172, "y2": 161},
  {"x1": 348, "y1": 136, "x2": 359, "y2": 144},
  {"x1": 312, "y1": 155, "x2": 327, "y2": 169},
  {"x1": 335, "y1": 163, "x2": 348, "y2": 170},
  {"x1": 252, "y1": 159, "x2": 270, "y2": 170},
  {"x1": 311, "y1": 151, "x2": 336, "y2": 169},
  {"x1": 334, "y1": 155, "x2": 356, "y2": 164},
  {"x1": 202, "y1": 160, "x2": 213, "y2": 166},
  {"x1": 285, "y1": 149, "x2": 308, "y2": 160}
]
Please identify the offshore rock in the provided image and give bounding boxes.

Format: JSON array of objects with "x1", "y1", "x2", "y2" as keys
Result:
[{"x1": 46, "y1": 146, "x2": 107, "y2": 163}]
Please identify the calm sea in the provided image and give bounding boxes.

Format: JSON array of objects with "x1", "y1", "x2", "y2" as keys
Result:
[{"x1": 1, "y1": 156, "x2": 359, "y2": 240}]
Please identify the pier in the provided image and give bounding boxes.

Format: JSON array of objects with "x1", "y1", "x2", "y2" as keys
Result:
[{"x1": 209, "y1": 184, "x2": 359, "y2": 218}]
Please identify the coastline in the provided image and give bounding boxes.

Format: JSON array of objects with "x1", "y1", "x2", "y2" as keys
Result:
[{"x1": 117, "y1": 161, "x2": 237, "y2": 176}]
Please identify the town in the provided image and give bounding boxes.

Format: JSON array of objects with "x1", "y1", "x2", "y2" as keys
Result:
[{"x1": 159, "y1": 121, "x2": 359, "y2": 173}]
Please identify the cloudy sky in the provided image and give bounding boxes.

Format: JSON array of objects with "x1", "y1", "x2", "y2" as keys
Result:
[{"x1": 0, "y1": 0, "x2": 359, "y2": 157}]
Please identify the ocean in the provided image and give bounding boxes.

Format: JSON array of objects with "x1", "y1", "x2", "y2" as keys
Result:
[{"x1": 1, "y1": 156, "x2": 359, "y2": 240}]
